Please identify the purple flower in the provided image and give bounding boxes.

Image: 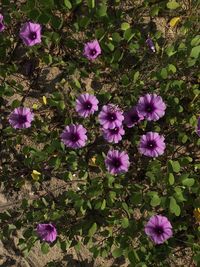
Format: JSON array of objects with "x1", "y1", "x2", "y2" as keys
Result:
[
  {"x1": 60, "y1": 124, "x2": 87, "y2": 149},
  {"x1": 137, "y1": 94, "x2": 166, "y2": 121},
  {"x1": 105, "y1": 149, "x2": 130, "y2": 175},
  {"x1": 19, "y1": 22, "x2": 41, "y2": 46},
  {"x1": 0, "y1": 14, "x2": 5, "y2": 32},
  {"x1": 83, "y1": 40, "x2": 101, "y2": 60},
  {"x1": 37, "y1": 223, "x2": 57, "y2": 243},
  {"x1": 9, "y1": 107, "x2": 34, "y2": 129},
  {"x1": 98, "y1": 104, "x2": 124, "y2": 129},
  {"x1": 145, "y1": 215, "x2": 173, "y2": 245},
  {"x1": 197, "y1": 117, "x2": 200, "y2": 137},
  {"x1": 124, "y1": 107, "x2": 144, "y2": 128},
  {"x1": 139, "y1": 132, "x2": 165, "y2": 157},
  {"x1": 146, "y1": 37, "x2": 156, "y2": 53},
  {"x1": 102, "y1": 126, "x2": 125, "y2": 144},
  {"x1": 75, "y1": 93, "x2": 99, "y2": 118}
]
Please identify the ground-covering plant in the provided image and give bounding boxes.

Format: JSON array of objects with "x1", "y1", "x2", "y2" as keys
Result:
[{"x1": 0, "y1": 0, "x2": 200, "y2": 266}]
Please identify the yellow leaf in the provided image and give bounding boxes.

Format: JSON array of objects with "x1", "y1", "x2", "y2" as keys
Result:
[
  {"x1": 169, "y1": 17, "x2": 181, "y2": 28},
  {"x1": 89, "y1": 156, "x2": 96, "y2": 166},
  {"x1": 43, "y1": 96, "x2": 47, "y2": 105},
  {"x1": 194, "y1": 208, "x2": 200, "y2": 223},
  {"x1": 31, "y1": 170, "x2": 41, "y2": 181},
  {"x1": 32, "y1": 103, "x2": 38, "y2": 110}
]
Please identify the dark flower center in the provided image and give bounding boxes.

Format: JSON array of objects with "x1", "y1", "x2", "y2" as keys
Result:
[
  {"x1": 107, "y1": 112, "x2": 117, "y2": 122},
  {"x1": 70, "y1": 133, "x2": 79, "y2": 142},
  {"x1": 110, "y1": 127, "x2": 119, "y2": 134},
  {"x1": 112, "y1": 158, "x2": 121, "y2": 168},
  {"x1": 90, "y1": 49, "x2": 97, "y2": 56},
  {"x1": 84, "y1": 101, "x2": 92, "y2": 110},
  {"x1": 154, "y1": 226, "x2": 164, "y2": 235},
  {"x1": 146, "y1": 140, "x2": 157, "y2": 150},
  {"x1": 131, "y1": 114, "x2": 139, "y2": 123},
  {"x1": 145, "y1": 103, "x2": 155, "y2": 113},
  {"x1": 18, "y1": 115, "x2": 27, "y2": 124},
  {"x1": 29, "y1": 32, "x2": 37, "y2": 40},
  {"x1": 45, "y1": 225, "x2": 54, "y2": 232}
]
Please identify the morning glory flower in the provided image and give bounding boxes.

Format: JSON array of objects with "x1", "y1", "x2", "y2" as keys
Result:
[
  {"x1": 83, "y1": 40, "x2": 101, "y2": 60},
  {"x1": 105, "y1": 149, "x2": 130, "y2": 175},
  {"x1": 19, "y1": 22, "x2": 42, "y2": 46},
  {"x1": 9, "y1": 107, "x2": 34, "y2": 129},
  {"x1": 37, "y1": 223, "x2": 57, "y2": 243},
  {"x1": 60, "y1": 124, "x2": 87, "y2": 149},
  {"x1": 75, "y1": 93, "x2": 99, "y2": 118},
  {"x1": 139, "y1": 132, "x2": 166, "y2": 157},
  {"x1": 137, "y1": 93, "x2": 166, "y2": 121},
  {"x1": 145, "y1": 215, "x2": 173, "y2": 244},
  {"x1": 98, "y1": 104, "x2": 124, "y2": 129}
]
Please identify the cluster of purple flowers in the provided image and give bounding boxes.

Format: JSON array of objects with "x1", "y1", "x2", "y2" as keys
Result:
[
  {"x1": 8, "y1": 93, "x2": 167, "y2": 175},
  {"x1": 36, "y1": 213, "x2": 173, "y2": 245},
  {"x1": 58, "y1": 92, "x2": 167, "y2": 175}
]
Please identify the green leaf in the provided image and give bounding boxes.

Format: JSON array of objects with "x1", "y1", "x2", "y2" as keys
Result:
[
  {"x1": 150, "y1": 194, "x2": 161, "y2": 207},
  {"x1": 190, "y1": 45, "x2": 200, "y2": 59},
  {"x1": 191, "y1": 35, "x2": 200, "y2": 47},
  {"x1": 51, "y1": 16, "x2": 63, "y2": 29},
  {"x1": 28, "y1": 9, "x2": 40, "y2": 20},
  {"x1": 121, "y1": 217, "x2": 129, "y2": 228},
  {"x1": 41, "y1": 243, "x2": 50, "y2": 254},
  {"x1": 181, "y1": 134, "x2": 188, "y2": 144},
  {"x1": 112, "y1": 32, "x2": 122, "y2": 43},
  {"x1": 106, "y1": 42, "x2": 115, "y2": 51},
  {"x1": 174, "y1": 187, "x2": 186, "y2": 202},
  {"x1": 112, "y1": 247, "x2": 123, "y2": 258},
  {"x1": 167, "y1": 1, "x2": 180, "y2": 9},
  {"x1": 168, "y1": 160, "x2": 181, "y2": 173},
  {"x1": 124, "y1": 28, "x2": 134, "y2": 42},
  {"x1": 78, "y1": 17, "x2": 91, "y2": 28},
  {"x1": 101, "y1": 199, "x2": 106, "y2": 210},
  {"x1": 168, "y1": 64, "x2": 176, "y2": 74},
  {"x1": 87, "y1": 0, "x2": 95, "y2": 8},
  {"x1": 150, "y1": 6, "x2": 160, "y2": 16},
  {"x1": 166, "y1": 45, "x2": 177, "y2": 57},
  {"x1": 182, "y1": 178, "x2": 195, "y2": 187},
  {"x1": 64, "y1": 0, "x2": 72, "y2": 9},
  {"x1": 96, "y1": 3, "x2": 107, "y2": 17},
  {"x1": 88, "y1": 223, "x2": 97, "y2": 237},
  {"x1": 194, "y1": 253, "x2": 200, "y2": 264},
  {"x1": 168, "y1": 173, "x2": 175, "y2": 185},
  {"x1": 38, "y1": 13, "x2": 51, "y2": 24},
  {"x1": 11, "y1": 99, "x2": 21, "y2": 108},
  {"x1": 160, "y1": 68, "x2": 168, "y2": 79},
  {"x1": 128, "y1": 250, "x2": 140, "y2": 264},
  {"x1": 122, "y1": 202, "x2": 130, "y2": 216},
  {"x1": 133, "y1": 71, "x2": 139, "y2": 82},
  {"x1": 121, "y1": 22, "x2": 130, "y2": 31},
  {"x1": 41, "y1": 0, "x2": 54, "y2": 7},
  {"x1": 170, "y1": 197, "x2": 181, "y2": 216},
  {"x1": 43, "y1": 54, "x2": 52, "y2": 65}
]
